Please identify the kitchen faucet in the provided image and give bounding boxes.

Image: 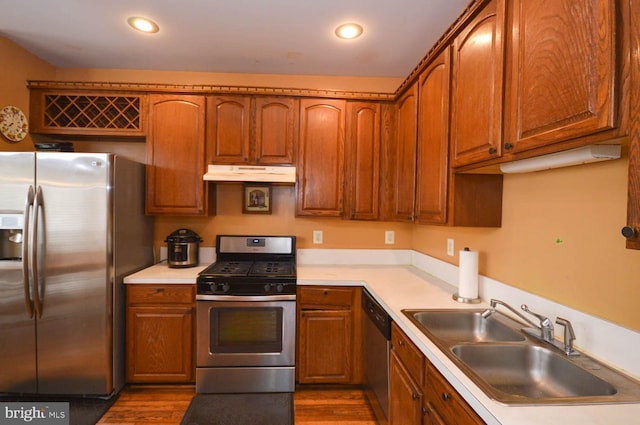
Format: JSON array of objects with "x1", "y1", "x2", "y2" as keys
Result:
[{"x1": 482, "y1": 299, "x2": 579, "y2": 356}]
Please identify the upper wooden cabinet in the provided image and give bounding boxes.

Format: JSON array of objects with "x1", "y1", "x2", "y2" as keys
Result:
[
  {"x1": 254, "y1": 97, "x2": 298, "y2": 164},
  {"x1": 146, "y1": 94, "x2": 214, "y2": 215},
  {"x1": 450, "y1": 0, "x2": 506, "y2": 167},
  {"x1": 206, "y1": 95, "x2": 297, "y2": 165},
  {"x1": 29, "y1": 89, "x2": 146, "y2": 137},
  {"x1": 296, "y1": 98, "x2": 346, "y2": 217},
  {"x1": 504, "y1": 0, "x2": 617, "y2": 154},
  {"x1": 345, "y1": 102, "x2": 381, "y2": 220},
  {"x1": 416, "y1": 50, "x2": 451, "y2": 225},
  {"x1": 206, "y1": 95, "x2": 251, "y2": 163},
  {"x1": 383, "y1": 83, "x2": 418, "y2": 222}
]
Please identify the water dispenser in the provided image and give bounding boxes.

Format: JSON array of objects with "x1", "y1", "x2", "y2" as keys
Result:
[{"x1": 0, "y1": 212, "x2": 24, "y2": 261}]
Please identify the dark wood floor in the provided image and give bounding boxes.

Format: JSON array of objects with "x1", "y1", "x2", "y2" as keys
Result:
[{"x1": 97, "y1": 385, "x2": 378, "y2": 424}]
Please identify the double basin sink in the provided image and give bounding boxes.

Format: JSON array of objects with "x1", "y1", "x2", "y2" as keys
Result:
[{"x1": 403, "y1": 308, "x2": 640, "y2": 405}]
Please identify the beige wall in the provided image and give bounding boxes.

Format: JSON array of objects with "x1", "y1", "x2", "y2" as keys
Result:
[
  {"x1": 3, "y1": 36, "x2": 639, "y2": 332},
  {"x1": 0, "y1": 37, "x2": 55, "y2": 151}
]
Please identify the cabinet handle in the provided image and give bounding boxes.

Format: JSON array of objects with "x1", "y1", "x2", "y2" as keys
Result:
[
  {"x1": 488, "y1": 147, "x2": 496, "y2": 154},
  {"x1": 398, "y1": 340, "x2": 404, "y2": 346},
  {"x1": 323, "y1": 290, "x2": 328, "y2": 296},
  {"x1": 622, "y1": 226, "x2": 638, "y2": 239},
  {"x1": 441, "y1": 392, "x2": 451, "y2": 401},
  {"x1": 504, "y1": 142, "x2": 513, "y2": 150},
  {"x1": 412, "y1": 392, "x2": 420, "y2": 400}
]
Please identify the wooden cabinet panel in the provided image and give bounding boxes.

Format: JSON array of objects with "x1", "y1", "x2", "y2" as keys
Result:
[
  {"x1": 254, "y1": 97, "x2": 298, "y2": 164},
  {"x1": 296, "y1": 99, "x2": 346, "y2": 217},
  {"x1": 391, "y1": 322, "x2": 424, "y2": 387},
  {"x1": 297, "y1": 309, "x2": 352, "y2": 383},
  {"x1": 424, "y1": 361, "x2": 485, "y2": 425},
  {"x1": 389, "y1": 350, "x2": 423, "y2": 425},
  {"x1": 450, "y1": 0, "x2": 506, "y2": 167},
  {"x1": 206, "y1": 95, "x2": 252, "y2": 164},
  {"x1": 297, "y1": 286, "x2": 362, "y2": 385},
  {"x1": 146, "y1": 94, "x2": 214, "y2": 215},
  {"x1": 385, "y1": 83, "x2": 418, "y2": 222},
  {"x1": 505, "y1": 0, "x2": 616, "y2": 153},
  {"x1": 626, "y1": 1, "x2": 640, "y2": 250},
  {"x1": 298, "y1": 286, "x2": 355, "y2": 308},
  {"x1": 126, "y1": 285, "x2": 195, "y2": 383},
  {"x1": 345, "y1": 102, "x2": 381, "y2": 220},
  {"x1": 416, "y1": 49, "x2": 450, "y2": 224}
]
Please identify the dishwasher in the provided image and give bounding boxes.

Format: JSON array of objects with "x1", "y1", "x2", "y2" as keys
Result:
[{"x1": 362, "y1": 289, "x2": 392, "y2": 424}]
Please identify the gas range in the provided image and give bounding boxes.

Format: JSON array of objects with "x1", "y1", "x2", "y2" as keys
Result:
[{"x1": 196, "y1": 235, "x2": 296, "y2": 297}]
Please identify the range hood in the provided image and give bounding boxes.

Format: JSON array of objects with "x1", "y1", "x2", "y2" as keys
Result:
[{"x1": 203, "y1": 164, "x2": 296, "y2": 183}]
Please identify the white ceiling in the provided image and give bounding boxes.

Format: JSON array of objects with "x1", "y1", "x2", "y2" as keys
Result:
[{"x1": 0, "y1": 0, "x2": 470, "y2": 78}]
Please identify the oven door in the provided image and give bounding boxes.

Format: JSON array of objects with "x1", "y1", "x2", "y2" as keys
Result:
[{"x1": 196, "y1": 295, "x2": 296, "y2": 367}]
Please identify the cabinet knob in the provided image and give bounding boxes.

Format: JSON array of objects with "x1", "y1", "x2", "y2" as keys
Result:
[
  {"x1": 412, "y1": 392, "x2": 420, "y2": 400},
  {"x1": 441, "y1": 392, "x2": 451, "y2": 401},
  {"x1": 622, "y1": 226, "x2": 638, "y2": 239},
  {"x1": 504, "y1": 142, "x2": 514, "y2": 150},
  {"x1": 488, "y1": 147, "x2": 497, "y2": 154}
]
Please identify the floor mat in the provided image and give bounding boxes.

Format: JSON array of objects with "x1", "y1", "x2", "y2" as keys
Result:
[
  {"x1": 181, "y1": 393, "x2": 293, "y2": 425},
  {"x1": 0, "y1": 393, "x2": 118, "y2": 425}
]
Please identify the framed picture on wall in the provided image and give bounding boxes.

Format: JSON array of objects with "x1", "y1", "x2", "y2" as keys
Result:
[{"x1": 243, "y1": 183, "x2": 272, "y2": 214}]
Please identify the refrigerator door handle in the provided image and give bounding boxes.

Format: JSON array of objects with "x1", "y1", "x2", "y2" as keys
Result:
[
  {"x1": 31, "y1": 185, "x2": 44, "y2": 319},
  {"x1": 22, "y1": 185, "x2": 35, "y2": 318}
]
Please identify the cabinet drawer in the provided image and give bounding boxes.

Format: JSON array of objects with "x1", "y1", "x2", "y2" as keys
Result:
[
  {"x1": 425, "y1": 361, "x2": 484, "y2": 425},
  {"x1": 127, "y1": 285, "x2": 195, "y2": 305},
  {"x1": 391, "y1": 322, "x2": 424, "y2": 386},
  {"x1": 298, "y1": 286, "x2": 355, "y2": 309}
]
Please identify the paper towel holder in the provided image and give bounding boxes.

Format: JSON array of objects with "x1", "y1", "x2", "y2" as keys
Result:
[
  {"x1": 452, "y1": 293, "x2": 482, "y2": 304},
  {"x1": 453, "y1": 247, "x2": 481, "y2": 304}
]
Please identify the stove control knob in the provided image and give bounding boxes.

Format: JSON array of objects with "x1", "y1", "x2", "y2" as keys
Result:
[
  {"x1": 222, "y1": 283, "x2": 230, "y2": 293},
  {"x1": 276, "y1": 284, "x2": 284, "y2": 293},
  {"x1": 264, "y1": 284, "x2": 271, "y2": 293}
]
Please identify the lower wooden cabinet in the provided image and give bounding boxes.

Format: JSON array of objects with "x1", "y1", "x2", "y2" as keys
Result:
[
  {"x1": 296, "y1": 286, "x2": 363, "y2": 384},
  {"x1": 389, "y1": 322, "x2": 485, "y2": 425},
  {"x1": 424, "y1": 361, "x2": 485, "y2": 425},
  {"x1": 126, "y1": 284, "x2": 195, "y2": 383}
]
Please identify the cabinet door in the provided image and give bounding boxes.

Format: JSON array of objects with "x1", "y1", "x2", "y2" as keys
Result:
[
  {"x1": 126, "y1": 306, "x2": 194, "y2": 383},
  {"x1": 206, "y1": 95, "x2": 251, "y2": 163},
  {"x1": 146, "y1": 94, "x2": 210, "y2": 215},
  {"x1": 389, "y1": 350, "x2": 423, "y2": 425},
  {"x1": 386, "y1": 83, "x2": 418, "y2": 222},
  {"x1": 254, "y1": 97, "x2": 298, "y2": 165},
  {"x1": 296, "y1": 99, "x2": 346, "y2": 217},
  {"x1": 416, "y1": 49, "x2": 450, "y2": 224},
  {"x1": 505, "y1": 0, "x2": 616, "y2": 153},
  {"x1": 450, "y1": 0, "x2": 506, "y2": 167},
  {"x1": 297, "y1": 309, "x2": 352, "y2": 383},
  {"x1": 345, "y1": 102, "x2": 381, "y2": 220}
]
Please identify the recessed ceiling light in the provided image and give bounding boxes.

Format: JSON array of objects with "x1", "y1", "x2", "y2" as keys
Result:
[
  {"x1": 127, "y1": 16, "x2": 159, "y2": 34},
  {"x1": 335, "y1": 23, "x2": 363, "y2": 40}
]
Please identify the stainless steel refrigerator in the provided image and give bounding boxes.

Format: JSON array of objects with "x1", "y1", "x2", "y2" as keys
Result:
[{"x1": 0, "y1": 152, "x2": 153, "y2": 397}]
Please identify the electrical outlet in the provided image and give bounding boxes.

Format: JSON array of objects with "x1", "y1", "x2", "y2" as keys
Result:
[
  {"x1": 385, "y1": 230, "x2": 395, "y2": 245},
  {"x1": 447, "y1": 238, "x2": 454, "y2": 256},
  {"x1": 313, "y1": 230, "x2": 323, "y2": 244}
]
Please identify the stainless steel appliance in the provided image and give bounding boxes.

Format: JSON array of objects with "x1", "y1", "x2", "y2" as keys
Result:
[
  {"x1": 363, "y1": 289, "x2": 392, "y2": 424},
  {"x1": 165, "y1": 228, "x2": 202, "y2": 268},
  {"x1": 0, "y1": 152, "x2": 153, "y2": 396},
  {"x1": 196, "y1": 235, "x2": 296, "y2": 394}
]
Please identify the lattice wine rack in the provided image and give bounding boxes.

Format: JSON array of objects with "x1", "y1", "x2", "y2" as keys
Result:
[{"x1": 38, "y1": 93, "x2": 145, "y2": 136}]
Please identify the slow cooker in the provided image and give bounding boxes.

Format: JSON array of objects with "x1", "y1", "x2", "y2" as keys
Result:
[{"x1": 165, "y1": 228, "x2": 202, "y2": 268}]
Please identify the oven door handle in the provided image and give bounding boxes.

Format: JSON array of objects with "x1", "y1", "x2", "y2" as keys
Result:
[{"x1": 196, "y1": 294, "x2": 296, "y2": 302}]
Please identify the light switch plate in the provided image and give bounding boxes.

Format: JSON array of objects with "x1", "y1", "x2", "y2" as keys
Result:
[
  {"x1": 447, "y1": 238, "x2": 454, "y2": 256},
  {"x1": 313, "y1": 230, "x2": 323, "y2": 244}
]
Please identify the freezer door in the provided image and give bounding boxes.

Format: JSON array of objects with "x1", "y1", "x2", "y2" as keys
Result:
[
  {"x1": 0, "y1": 152, "x2": 37, "y2": 393},
  {"x1": 34, "y1": 152, "x2": 115, "y2": 395}
]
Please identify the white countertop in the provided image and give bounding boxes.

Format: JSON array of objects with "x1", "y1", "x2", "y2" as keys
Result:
[{"x1": 123, "y1": 260, "x2": 640, "y2": 425}]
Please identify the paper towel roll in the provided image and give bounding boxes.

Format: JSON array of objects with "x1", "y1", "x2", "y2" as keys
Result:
[{"x1": 458, "y1": 248, "x2": 479, "y2": 300}]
